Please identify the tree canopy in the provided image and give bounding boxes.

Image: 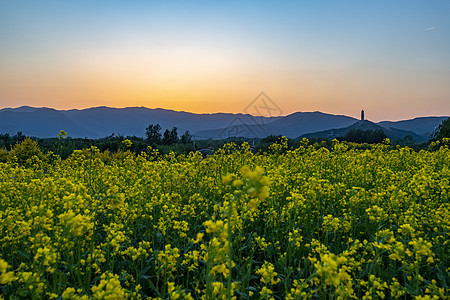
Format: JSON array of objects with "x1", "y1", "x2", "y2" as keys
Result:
[
  {"x1": 145, "y1": 124, "x2": 162, "y2": 145},
  {"x1": 434, "y1": 117, "x2": 450, "y2": 140},
  {"x1": 340, "y1": 129, "x2": 387, "y2": 144}
]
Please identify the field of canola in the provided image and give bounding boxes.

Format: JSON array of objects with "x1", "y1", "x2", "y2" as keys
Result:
[{"x1": 0, "y1": 140, "x2": 449, "y2": 299}]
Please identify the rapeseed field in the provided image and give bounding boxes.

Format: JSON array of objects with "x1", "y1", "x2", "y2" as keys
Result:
[{"x1": 0, "y1": 138, "x2": 449, "y2": 299}]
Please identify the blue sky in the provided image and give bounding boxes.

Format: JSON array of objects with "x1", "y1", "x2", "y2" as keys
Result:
[{"x1": 1, "y1": 0, "x2": 449, "y2": 121}]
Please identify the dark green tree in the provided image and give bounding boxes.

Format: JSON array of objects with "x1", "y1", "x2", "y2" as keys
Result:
[
  {"x1": 434, "y1": 117, "x2": 450, "y2": 140},
  {"x1": 13, "y1": 131, "x2": 25, "y2": 142},
  {"x1": 340, "y1": 129, "x2": 387, "y2": 144},
  {"x1": 145, "y1": 124, "x2": 162, "y2": 145},
  {"x1": 0, "y1": 133, "x2": 11, "y2": 150},
  {"x1": 170, "y1": 127, "x2": 179, "y2": 144},
  {"x1": 162, "y1": 129, "x2": 170, "y2": 145},
  {"x1": 162, "y1": 127, "x2": 179, "y2": 145},
  {"x1": 180, "y1": 130, "x2": 192, "y2": 144}
]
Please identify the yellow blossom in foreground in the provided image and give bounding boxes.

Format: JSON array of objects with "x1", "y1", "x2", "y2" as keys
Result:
[
  {"x1": 0, "y1": 259, "x2": 17, "y2": 284},
  {"x1": 0, "y1": 140, "x2": 448, "y2": 299},
  {"x1": 256, "y1": 262, "x2": 280, "y2": 285},
  {"x1": 91, "y1": 272, "x2": 128, "y2": 300}
]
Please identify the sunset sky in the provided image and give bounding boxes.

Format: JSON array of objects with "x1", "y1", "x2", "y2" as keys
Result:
[{"x1": 1, "y1": 0, "x2": 449, "y2": 121}]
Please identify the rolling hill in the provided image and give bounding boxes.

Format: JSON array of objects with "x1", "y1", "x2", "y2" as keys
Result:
[
  {"x1": 0, "y1": 106, "x2": 447, "y2": 141},
  {"x1": 378, "y1": 117, "x2": 447, "y2": 139},
  {"x1": 0, "y1": 106, "x2": 281, "y2": 139},
  {"x1": 195, "y1": 112, "x2": 358, "y2": 139},
  {"x1": 301, "y1": 120, "x2": 426, "y2": 142}
]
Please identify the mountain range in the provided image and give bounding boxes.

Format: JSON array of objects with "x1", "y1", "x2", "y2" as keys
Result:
[
  {"x1": 0, "y1": 106, "x2": 447, "y2": 142},
  {"x1": 301, "y1": 120, "x2": 425, "y2": 142}
]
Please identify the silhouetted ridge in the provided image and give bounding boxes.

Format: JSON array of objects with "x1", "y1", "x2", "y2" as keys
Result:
[{"x1": 0, "y1": 106, "x2": 447, "y2": 140}]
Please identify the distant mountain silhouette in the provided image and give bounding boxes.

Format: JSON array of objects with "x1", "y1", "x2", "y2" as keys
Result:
[
  {"x1": 301, "y1": 120, "x2": 426, "y2": 142},
  {"x1": 378, "y1": 117, "x2": 447, "y2": 139},
  {"x1": 0, "y1": 106, "x2": 447, "y2": 140},
  {"x1": 195, "y1": 112, "x2": 358, "y2": 139},
  {"x1": 0, "y1": 107, "x2": 96, "y2": 138},
  {"x1": 0, "y1": 106, "x2": 281, "y2": 138}
]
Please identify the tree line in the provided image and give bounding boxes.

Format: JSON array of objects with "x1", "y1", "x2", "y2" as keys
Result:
[
  {"x1": 0, "y1": 118, "x2": 449, "y2": 162},
  {"x1": 145, "y1": 124, "x2": 192, "y2": 146},
  {"x1": 339, "y1": 129, "x2": 387, "y2": 144}
]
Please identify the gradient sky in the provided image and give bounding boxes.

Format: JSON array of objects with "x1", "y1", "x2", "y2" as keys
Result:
[{"x1": 1, "y1": 0, "x2": 449, "y2": 121}]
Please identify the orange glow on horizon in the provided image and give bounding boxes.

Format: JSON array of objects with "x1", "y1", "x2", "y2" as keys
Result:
[{"x1": 1, "y1": 44, "x2": 449, "y2": 122}]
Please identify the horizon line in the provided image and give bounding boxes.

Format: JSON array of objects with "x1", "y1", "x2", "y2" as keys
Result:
[{"x1": 0, "y1": 104, "x2": 448, "y2": 123}]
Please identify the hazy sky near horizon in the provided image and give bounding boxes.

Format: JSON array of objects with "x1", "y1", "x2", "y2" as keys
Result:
[{"x1": 1, "y1": 1, "x2": 449, "y2": 121}]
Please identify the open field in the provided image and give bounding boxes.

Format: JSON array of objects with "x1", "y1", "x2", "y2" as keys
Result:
[{"x1": 1, "y1": 139, "x2": 449, "y2": 299}]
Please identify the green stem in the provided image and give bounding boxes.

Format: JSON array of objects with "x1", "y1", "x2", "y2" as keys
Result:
[{"x1": 226, "y1": 198, "x2": 233, "y2": 300}]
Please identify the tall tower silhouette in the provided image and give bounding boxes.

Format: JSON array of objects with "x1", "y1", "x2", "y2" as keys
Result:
[{"x1": 361, "y1": 110, "x2": 365, "y2": 121}]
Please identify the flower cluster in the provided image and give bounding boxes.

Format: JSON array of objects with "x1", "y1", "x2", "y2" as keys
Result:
[{"x1": 0, "y1": 140, "x2": 448, "y2": 299}]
